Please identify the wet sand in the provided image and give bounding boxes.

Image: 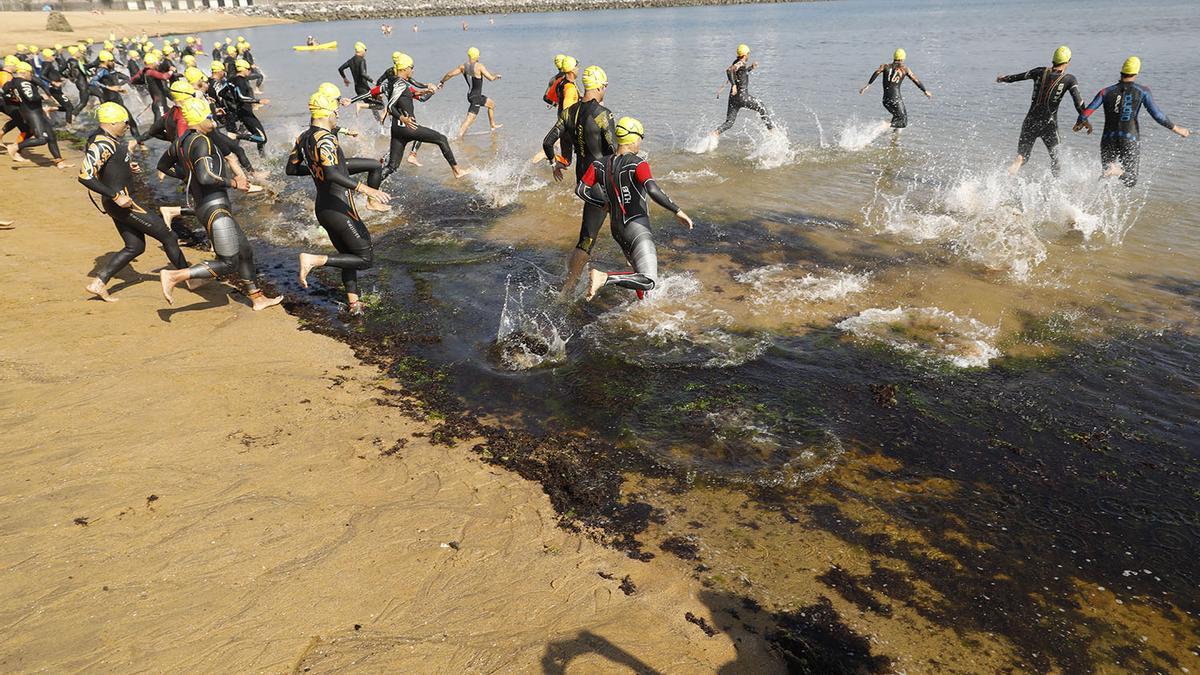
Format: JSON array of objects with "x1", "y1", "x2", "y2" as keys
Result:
[
  {"x1": 0, "y1": 11, "x2": 291, "y2": 54},
  {"x1": 0, "y1": 149, "x2": 777, "y2": 671}
]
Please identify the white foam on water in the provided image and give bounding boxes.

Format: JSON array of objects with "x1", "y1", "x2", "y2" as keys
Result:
[
  {"x1": 836, "y1": 306, "x2": 1001, "y2": 368},
  {"x1": 746, "y1": 125, "x2": 795, "y2": 169},
  {"x1": 583, "y1": 273, "x2": 770, "y2": 369},
  {"x1": 493, "y1": 275, "x2": 569, "y2": 371},
  {"x1": 663, "y1": 167, "x2": 723, "y2": 184},
  {"x1": 468, "y1": 156, "x2": 547, "y2": 208},
  {"x1": 686, "y1": 131, "x2": 720, "y2": 154},
  {"x1": 734, "y1": 265, "x2": 871, "y2": 313},
  {"x1": 836, "y1": 119, "x2": 893, "y2": 151},
  {"x1": 863, "y1": 160, "x2": 1146, "y2": 280}
]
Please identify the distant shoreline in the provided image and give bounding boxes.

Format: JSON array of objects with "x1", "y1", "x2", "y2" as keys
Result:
[{"x1": 239, "y1": 0, "x2": 824, "y2": 23}]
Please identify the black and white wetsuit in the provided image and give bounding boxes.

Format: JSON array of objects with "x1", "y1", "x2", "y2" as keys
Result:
[
  {"x1": 7, "y1": 76, "x2": 63, "y2": 160},
  {"x1": 575, "y1": 152, "x2": 681, "y2": 296},
  {"x1": 382, "y1": 74, "x2": 457, "y2": 179}
]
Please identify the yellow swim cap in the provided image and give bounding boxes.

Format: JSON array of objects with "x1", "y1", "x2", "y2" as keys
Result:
[
  {"x1": 86, "y1": 38, "x2": 94, "y2": 44},
  {"x1": 554, "y1": 54, "x2": 565, "y2": 70},
  {"x1": 98, "y1": 50, "x2": 114, "y2": 62},
  {"x1": 67, "y1": 46, "x2": 79, "y2": 56},
  {"x1": 182, "y1": 54, "x2": 196, "y2": 65},
  {"x1": 15, "y1": 61, "x2": 33, "y2": 73},
  {"x1": 736, "y1": 44, "x2": 750, "y2": 57},
  {"x1": 97, "y1": 101, "x2": 130, "y2": 124},
  {"x1": 181, "y1": 97, "x2": 212, "y2": 126},
  {"x1": 354, "y1": 41, "x2": 367, "y2": 52},
  {"x1": 169, "y1": 79, "x2": 196, "y2": 102},
  {"x1": 1121, "y1": 56, "x2": 1141, "y2": 75},
  {"x1": 581, "y1": 65, "x2": 607, "y2": 91},
  {"x1": 128, "y1": 50, "x2": 140, "y2": 60},
  {"x1": 1053, "y1": 45, "x2": 1071, "y2": 65},
  {"x1": 561, "y1": 56, "x2": 577, "y2": 73},
  {"x1": 162, "y1": 44, "x2": 174, "y2": 55},
  {"x1": 235, "y1": 59, "x2": 250, "y2": 71},
  {"x1": 15, "y1": 43, "x2": 25, "y2": 52},
  {"x1": 210, "y1": 61, "x2": 225, "y2": 73},
  {"x1": 238, "y1": 42, "x2": 250, "y2": 51},
  {"x1": 4, "y1": 55, "x2": 19, "y2": 68},
  {"x1": 184, "y1": 66, "x2": 205, "y2": 85},
  {"x1": 186, "y1": 36, "x2": 195, "y2": 44},
  {"x1": 308, "y1": 93, "x2": 338, "y2": 119},
  {"x1": 894, "y1": 48, "x2": 906, "y2": 61},
  {"x1": 173, "y1": 38, "x2": 180, "y2": 44},
  {"x1": 225, "y1": 37, "x2": 232, "y2": 44},
  {"x1": 103, "y1": 41, "x2": 113, "y2": 50},
  {"x1": 467, "y1": 46, "x2": 480, "y2": 60},
  {"x1": 41, "y1": 48, "x2": 55, "y2": 59},
  {"x1": 615, "y1": 116, "x2": 643, "y2": 144},
  {"x1": 237, "y1": 35, "x2": 245, "y2": 42},
  {"x1": 317, "y1": 82, "x2": 342, "y2": 99},
  {"x1": 392, "y1": 50, "x2": 403, "y2": 63},
  {"x1": 227, "y1": 45, "x2": 237, "y2": 56},
  {"x1": 54, "y1": 43, "x2": 62, "y2": 50},
  {"x1": 393, "y1": 52, "x2": 413, "y2": 70},
  {"x1": 144, "y1": 52, "x2": 160, "y2": 66}
]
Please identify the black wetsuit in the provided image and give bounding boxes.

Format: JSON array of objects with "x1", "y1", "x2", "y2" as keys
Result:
[
  {"x1": 576, "y1": 153, "x2": 680, "y2": 296},
  {"x1": 7, "y1": 77, "x2": 63, "y2": 160},
  {"x1": 136, "y1": 64, "x2": 172, "y2": 125},
  {"x1": 82, "y1": 66, "x2": 139, "y2": 136},
  {"x1": 382, "y1": 75, "x2": 457, "y2": 179},
  {"x1": 542, "y1": 98, "x2": 617, "y2": 253},
  {"x1": 338, "y1": 54, "x2": 373, "y2": 99},
  {"x1": 39, "y1": 60, "x2": 73, "y2": 123},
  {"x1": 1078, "y1": 80, "x2": 1177, "y2": 187},
  {"x1": 64, "y1": 56, "x2": 88, "y2": 109},
  {"x1": 138, "y1": 104, "x2": 255, "y2": 173},
  {"x1": 158, "y1": 129, "x2": 261, "y2": 292},
  {"x1": 79, "y1": 128, "x2": 189, "y2": 282},
  {"x1": 868, "y1": 62, "x2": 928, "y2": 129},
  {"x1": 229, "y1": 73, "x2": 267, "y2": 151},
  {"x1": 999, "y1": 66, "x2": 1084, "y2": 174},
  {"x1": 717, "y1": 58, "x2": 773, "y2": 133},
  {"x1": 461, "y1": 62, "x2": 488, "y2": 114},
  {"x1": 212, "y1": 46, "x2": 224, "y2": 62},
  {"x1": 287, "y1": 125, "x2": 383, "y2": 297},
  {"x1": 210, "y1": 76, "x2": 238, "y2": 131},
  {"x1": 0, "y1": 73, "x2": 25, "y2": 137}
]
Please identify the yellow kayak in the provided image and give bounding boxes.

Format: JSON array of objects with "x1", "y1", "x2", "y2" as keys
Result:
[{"x1": 293, "y1": 41, "x2": 337, "y2": 51}]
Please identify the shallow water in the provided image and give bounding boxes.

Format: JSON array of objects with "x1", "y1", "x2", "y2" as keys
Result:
[{"x1": 148, "y1": 0, "x2": 1200, "y2": 669}]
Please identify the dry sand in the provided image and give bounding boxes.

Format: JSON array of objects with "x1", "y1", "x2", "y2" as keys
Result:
[
  {"x1": 0, "y1": 147, "x2": 778, "y2": 670},
  {"x1": 0, "y1": 10, "x2": 291, "y2": 54}
]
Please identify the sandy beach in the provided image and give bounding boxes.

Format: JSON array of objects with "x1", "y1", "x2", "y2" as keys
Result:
[
  {"x1": 0, "y1": 10, "x2": 291, "y2": 54},
  {"x1": 0, "y1": 148, "x2": 778, "y2": 670}
]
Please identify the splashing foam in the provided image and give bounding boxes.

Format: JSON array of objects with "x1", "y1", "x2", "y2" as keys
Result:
[
  {"x1": 663, "y1": 167, "x2": 722, "y2": 184},
  {"x1": 836, "y1": 119, "x2": 893, "y2": 151},
  {"x1": 746, "y1": 125, "x2": 795, "y2": 169},
  {"x1": 686, "y1": 131, "x2": 720, "y2": 154},
  {"x1": 734, "y1": 265, "x2": 870, "y2": 314},
  {"x1": 469, "y1": 157, "x2": 547, "y2": 208},
  {"x1": 837, "y1": 306, "x2": 1000, "y2": 368},
  {"x1": 583, "y1": 273, "x2": 770, "y2": 369},
  {"x1": 863, "y1": 161, "x2": 1145, "y2": 280},
  {"x1": 493, "y1": 275, "x2": 569, "y2": 371}
]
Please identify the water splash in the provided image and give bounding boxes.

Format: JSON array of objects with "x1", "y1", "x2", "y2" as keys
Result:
[
  {"x1": 734, "y1": 265, "x2": 870, "y2": 314},
  {"x1": 836, "y1": 306, "x2": 1001, "y2": 368},
  {"x1": 746, "y1": 125, "x2": 795, "y2": 169},
  {"x1": 492, "y1": 275, "x2": 569, "y2": 371},
  {"x1": 663, "y1": 167, "x2": 723, "y2": 184},
  {"x1": 686, "y1": 130, "x2": 720, "y2": 154},
  {"x1": 836, "y1": 119, "x2": 892, "y2": 151},
  {"x1": 468, "y1": 157, "x2": 547, "y2": 208},
  {"x1": 583, "y1": 273, "x2": 770, "y2": 369}
]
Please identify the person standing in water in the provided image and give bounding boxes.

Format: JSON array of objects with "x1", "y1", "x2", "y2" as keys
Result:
[
  {"x1": 996, "y1": 46, "x2": 1085, "y2": 175},
  {"x1": 381, "y1": 53, "x2": 470, "y2": 180},
  {"x1": 542, "y1": 65, "x2": 617, "y2": 294},
  {"x1": 230, "y1": 59, "x2": 269, "y2": 153},
  {"x1": 530, "y1": 55, "x2": 578, "y2": 164},
  {"x1": 712, "y1": 44, "x2": 775, "y2": 137},
  {"x1": 80, "y1": 102, "x2": 191, "y2": 302},
  {"x1": 339, "y1": 41, "x2": 374, "y2": 109},
  {"x1": 859, "y1": 48, "x2": 932, "y2": 130},
  {"x1": 1073, "y1": 56, "x2": 1189, "y2": 187},
  {"x1": 575, "y1": 117, "x2": 694, "y2": 301},
  {"x1": 286, "y1": 92, "x2": 391, "y2": 316},
  {"x1": 157, "y1": 98, "x2": 283, "y2": 311},
  {"x1": 436, "y1": 47, "x2": 502, "y2": 139}
]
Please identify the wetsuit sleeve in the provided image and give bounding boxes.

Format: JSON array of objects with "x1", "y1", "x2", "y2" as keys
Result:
[
  {"x1": 998, "y1": 68, "x2": 1038, "y2": 83},
  {"x1": 1067, "y1": 76, "x2": 1084, "y2": 114},
  {"x1": 157, "y1": 145, "x2": 182, "y2": 179},
  {"x1": 234, "y1": 79, "x2": 260, "y2": 104},
  {"x1": 143, "y1": 68, "x2": 171, "y2": 81},
  {"x1": 574, "y1": 162, "x2": 606, "y2": 206},
  {"x1": 906, "y1": 68, "x2": 928, "y2": 93},
  {"x1": 1078, "y1": 88, "x2": 1106, "y2": 123},
  {"x1": 867, "y1": 65, "x2": 885, "y2": 84},
  {"x1": 285, "y1": 139, "x2": 309, "y2": 176},
  {"x1": 316, "y1": 134, "x2": 361, "y2": 190},
  {"x1": 637, "y1": 162, "x2": 680, "y2": 214},
  {"x1": 1140, "y1": 87, "x2": 1175, "y2": 129},
  {"x1": 78, "y1": 139, "x2": 118, "y2": 198},
  {"x1": 337, "y1": 58, "x2": 354, "y2": 79},
  {"x1": 189, "y1": 136, "x2": 233, "y2": 188},
  {"x1": 88, "y1": 67, "x2": 106, "y2": 87},
  {"x1": 542, "y1": 108, "x2": 568, "y2": 162}
]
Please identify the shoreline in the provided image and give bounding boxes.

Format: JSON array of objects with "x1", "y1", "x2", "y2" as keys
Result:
[
  {"x1": 0, "y1": 144, "x2": 779, "y2": 670},
  {"x1": 238, "y1": 0, "x2": 821, "y2": 22},
  {"x1": 0, "y1": 11, "x2": 291, "y2": 54}
]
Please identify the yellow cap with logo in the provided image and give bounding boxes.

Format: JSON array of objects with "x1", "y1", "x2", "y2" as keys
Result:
[
  {"x1": 1121, "y1": 56, "x2": 1141, "y2": 75},
  {"x1": 615, "y1": 116, "x2": 644, "y2": 144},
  {"x1": 97, "y1": 101, "x2": 129, "y2": 124},
  {"x1": 581, "y1": 65, "x2": 607, "y2": 91},
  {"x1": 181, "y1": 97, "x2": 212, "y2": 126}
]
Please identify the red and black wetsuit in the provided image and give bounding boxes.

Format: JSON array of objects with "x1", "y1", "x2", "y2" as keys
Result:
[
  {"x1": 382, "y1": 74, "x2": 457, "y2": 178},
  {"x1": 999, "y1": 66, "x2": 1084, "y2": 174},
  {"x1": 1078, "y1": 80, "x2": 1177, "y2": 187}
]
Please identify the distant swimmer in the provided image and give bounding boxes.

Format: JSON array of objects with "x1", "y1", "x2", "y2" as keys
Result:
[
  {"x1": 859, "y1": 48, "x2": 931, "y2": 130},
  {"x1": 380, "y1": 52, "x2": 470, "y2": 180},
  {"x1": 436, "y1": 47, "x2": 502, "y2": 139},
  {"x1": 339, "y1": 41, "x2": 374, "y2": 107},
  {"x1": 1073, "y1": 56, "x2": 1189, "y2": 187},
  {"x1": 80, "y1": 102, "x2": 190, "y2": 302},
  {"x1": 157, "y1": 98, "x2": 283, "y2": 311},
  {"x1": 712, "y1": 44, "x2": 775, "y2": 137},
  {"x1": 230, "y1": 59, "x2": 269, "y2": 153},
  {"x1": 575, "y1": 117, "x2": 694, "y2": 301},
  {"x1": 287, "y1": 92, "x2": 391, "y2": 316},
  {"x1": 996, "y1": 46, "x2": 1085, "y2": 175},
  {"x1": 542, "y1": 65, "x2": 617, "y2": 294}
]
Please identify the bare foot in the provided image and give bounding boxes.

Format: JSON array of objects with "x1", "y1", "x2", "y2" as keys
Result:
[
  {"x1": 54, "y1": 160, "x2": 74, "y2": 169},
  {"x1": 8, "y1": 146, "x2": 28, "y2": 162},
  {"x1": 1007, "y1": 159, "x2": 1024, "y2": 176},
  {"x1": 452, "y1": 166, "x2": 472, "y2": 179},
  {"x1": 246, "y1": 184, "x2": 264, "y2": 194},
  {"x1": 159, "y1": 269, "x2": 183, "y2": 304},
  {"x1": 160, "y1": 205, "x2": 182, "y2": 225},
  {"x1": 298, "y1": 252, "x2": 325, "y2": 289},
  {"x1": 490, "y1": 124, "x2": 503, "y2": 132},
  {"x1": 405, "y1": 152, "x2": 422, "y2": 167},
  {"x1": 347, "y1": 300, "x2": 364, "y2": 316},
  {"x1": 585, "y1": 269, "x2": 608, "y2": 301},
  {"x1": 86, "y1": 277, "x2": 117, "y2": 302},
  {"x1": 365, "y1": 197, "x2": 390, "y2": 212},
  {"x1": 1102, "y1": 163, "x2": 1125, "y2": 179},
  {"x1": 250, "y1": 292, "x2": 284, "y2": 311}
]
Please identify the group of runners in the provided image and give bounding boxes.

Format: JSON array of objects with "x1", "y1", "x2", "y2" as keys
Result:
[{"x1": 0, "y1": 34, "x2": 1189, "y2": 313}]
